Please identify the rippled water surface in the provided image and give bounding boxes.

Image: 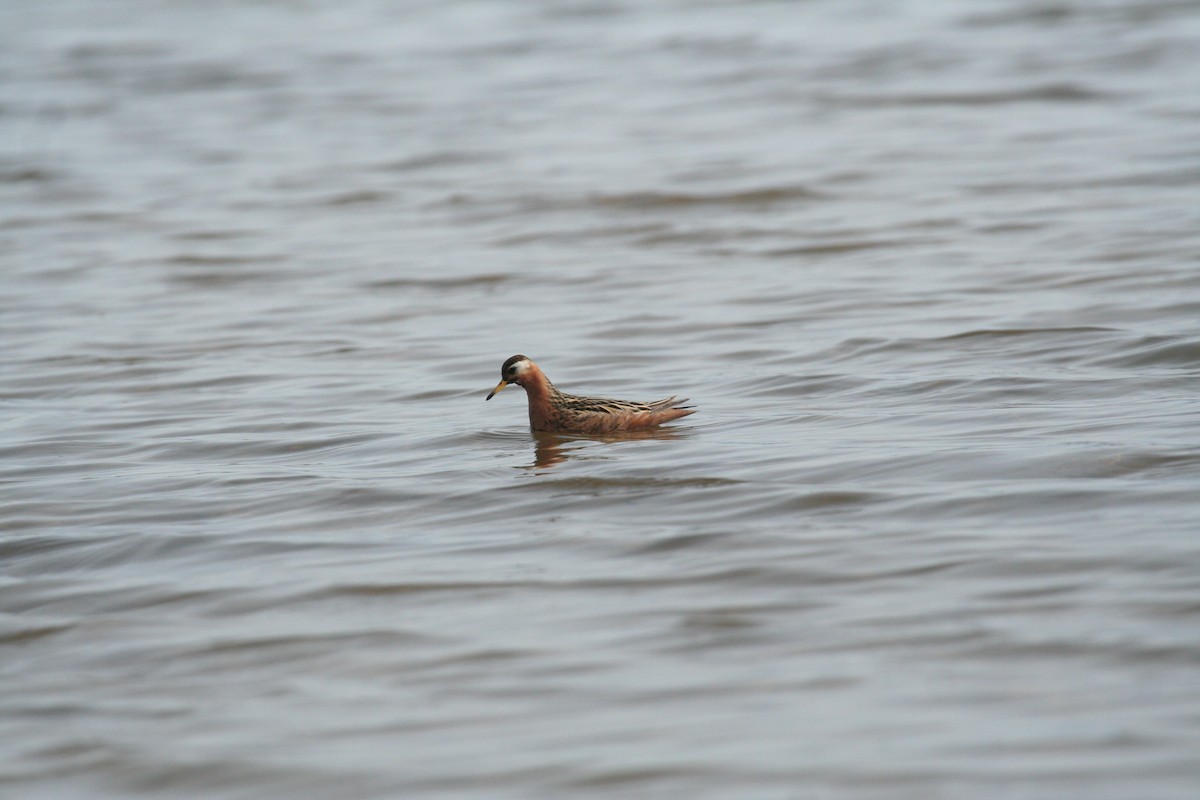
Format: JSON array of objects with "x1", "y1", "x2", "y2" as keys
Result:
[{"x1": 3, "y1": 1, "x2": 1200, "y2": 797}]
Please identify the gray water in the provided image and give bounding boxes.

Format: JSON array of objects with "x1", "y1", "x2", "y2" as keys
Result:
[{"x1": 3, "y1": 1, "x2": 1199, "y2": 798}]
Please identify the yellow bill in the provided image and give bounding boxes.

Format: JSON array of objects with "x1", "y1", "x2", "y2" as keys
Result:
[{"x1": 486, "y1": 379, "x2": 508, "y2": 400}]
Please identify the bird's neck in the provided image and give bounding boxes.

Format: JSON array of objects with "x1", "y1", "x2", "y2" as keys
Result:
[{"x1": 522, "y1": 366, "x2": 558, "y2": 428}]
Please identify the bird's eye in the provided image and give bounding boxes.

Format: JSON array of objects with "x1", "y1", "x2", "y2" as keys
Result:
[{"x1": 507, "y1": 367, "x2": 517, "y2": 374}]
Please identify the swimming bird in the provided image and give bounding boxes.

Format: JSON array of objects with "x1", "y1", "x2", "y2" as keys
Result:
[{"x1": 485, "y1": 354, "x2": 695, "y2": 434}]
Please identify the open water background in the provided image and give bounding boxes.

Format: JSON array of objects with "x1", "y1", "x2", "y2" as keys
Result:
[{"x1": 3, "y1": 1, "x2": 1199, "y2": 797}]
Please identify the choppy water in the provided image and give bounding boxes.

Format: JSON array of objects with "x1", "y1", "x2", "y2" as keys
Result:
[{"x1": 3, "y1": 1, "x2": 1200, "y2": 797}]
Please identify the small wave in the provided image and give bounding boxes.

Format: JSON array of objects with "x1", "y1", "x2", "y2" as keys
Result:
[
  {"x1": 822, "y1": 83, "x2": 1110, "y2": 108},
  {"x1": 938, "y1": 326, "x2": 1118, "y2": 341},
  {"x1": 0, "y1": 165, "x2": 58, "y2": 183},
  {"x1": 363, "y1": 273, "x2": 511, "y2": 291},
  {"x1": 764, "y1": 238, "x2": 913, "y2": 257},
  {"x1": 0, "y1": 621, "x2": 76, "y2": 645},
  {"x1": 524, "y1": 476, "x2": 741, "y2": 492},
  {"x1": 318, "y1": 189, "x2": 392, "y2": 206},
  {"x1": 1091, "y1": 336, "x2": 1200, "y2": 368},
  {"x1": 381, "y1": 150, "x2": 498, "y2": 172},
  {"x1": 592, "y1": 185, "x2": 824, "y2": 209}
]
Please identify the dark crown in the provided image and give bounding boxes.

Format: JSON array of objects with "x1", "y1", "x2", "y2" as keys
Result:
[{"x1": 501, "y1": 354, "x2": 529, "y2": 373}]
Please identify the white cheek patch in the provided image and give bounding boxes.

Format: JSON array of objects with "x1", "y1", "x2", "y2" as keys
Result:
[{"x1": 509, "y1": 360, "x2": 532, "y2": 377}]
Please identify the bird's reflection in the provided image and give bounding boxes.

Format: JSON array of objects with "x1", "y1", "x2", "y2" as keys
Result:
[
  {"x1": 528, "y1": 431, "x2": 573, "y2": 470},
  {"x1": 523, "y1": 427, "x2": 689, "y2": 472}
]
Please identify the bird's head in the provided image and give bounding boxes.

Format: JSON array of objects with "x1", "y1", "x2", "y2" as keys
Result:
[{"x1": 486, "y1": 354, "x2": 535, "y2": 400}]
